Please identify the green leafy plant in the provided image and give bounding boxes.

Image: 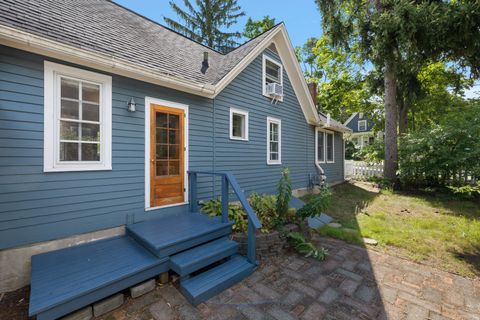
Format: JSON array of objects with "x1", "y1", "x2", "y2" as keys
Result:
[
  {"x1": 287, "y1": 232, "x2": 328, "y2": 261},
  {"x1": 276, "y1": 167, "x2": 292, "y2": 223},
  {"x1": 448, "y1": 183, "x2": 480, "y2": 199},
  {"x1": 201, "y1": 198, "x2": 247, "y2": 233},
  {"x1": 296, "y1": 185, "x2": 332, "y2": 219},
  {"x1": 249, "y1": 192, "x2": 278, "y2": 232}
]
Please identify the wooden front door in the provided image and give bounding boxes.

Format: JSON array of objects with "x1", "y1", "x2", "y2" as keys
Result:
[{"x1": 150, "y1": 104, "x2": 184, "y2": 207}]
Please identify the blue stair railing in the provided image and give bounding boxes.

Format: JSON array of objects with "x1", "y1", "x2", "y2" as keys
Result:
[{"x1": 187, "y1": 171, "x2": 262, "y2": 265}]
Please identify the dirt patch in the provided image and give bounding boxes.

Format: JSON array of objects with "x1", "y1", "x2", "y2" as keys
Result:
[{"x1": 0, "y1": 286, "x2": 29, "y2": 320}]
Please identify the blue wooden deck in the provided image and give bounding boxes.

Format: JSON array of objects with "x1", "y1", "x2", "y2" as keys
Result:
[
  {"x1": 29, "y1": 236, "x2": 169, "y2": 320},
  {"x1": 29, "y1": 171, "x2": 264, "y2": 319}
]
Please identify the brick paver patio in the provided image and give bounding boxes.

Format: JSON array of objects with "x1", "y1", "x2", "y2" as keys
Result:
[{"x1": 99, "y1": 236, "x2": 479, "y2": 320}]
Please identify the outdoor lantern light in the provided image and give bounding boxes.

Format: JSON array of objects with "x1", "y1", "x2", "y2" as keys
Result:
[{"x1": 127, "y1": 97, "x2": 136, "y2": 112}]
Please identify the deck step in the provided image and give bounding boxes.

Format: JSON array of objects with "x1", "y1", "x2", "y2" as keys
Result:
[
  {"x1": 180, "y1": 255, "x2": 255, "y2": 305},
  {"x1": 127, "y1": 212, "x2": 233, "y2": 258},
  {"x1": 170, "y1": 238, "x2": 238, "y2": 276}
]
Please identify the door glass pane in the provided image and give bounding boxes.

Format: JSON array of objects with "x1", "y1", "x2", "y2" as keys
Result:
[
  {"x1": 156, "y1": 144, "x2": 168, "y2": 159},
  {"x1": 157, "y1": 128, "x2": 168, "y2": 144},
  {"x1": 169, "y1": 129, "x2": 179, "y2": 144},
  {"x1": 81, "y1": 143, "x2": 100, "y2": 161},
  {"x1": 169, "y1": 160, "x2": 180, "y2": 175},
  {"x1": 61, "y1": 78, "x2": 79, "y2": 100},
  {"x1": 169, "y1": 114, "x2": 179, "y2": 129},
  {"x1": 82, "y1": 103, "x2": 99, "y2": 122},
  {"x1": 156, "y1": 113, "x2": 168, "y2": 128},
  {"x1": 60, "y1": 121, "x2": 79, "y2": 140},
  {"x1": 61, "y1": 99, "x2": 79, "y2": 119},
  {"x1": 156, "y1": 160, "x2": 168, "y2": 176},
  {"x1": 82, "y1": 83, "x2": 100, "y2": 103},
  {"x1": 60, "y1": 142, "x2": 79, "y2": 161},
  {"x1": 169, "y1": 145, "x2": 179, "y2": 159}
]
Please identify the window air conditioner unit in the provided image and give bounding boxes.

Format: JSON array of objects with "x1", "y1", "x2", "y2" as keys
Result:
[{"x1": 265, "y1": 83, "x2": 283, "y2": 98}]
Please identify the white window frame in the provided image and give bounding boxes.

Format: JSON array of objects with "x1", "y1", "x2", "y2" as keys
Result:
[
  {"x1": 229, "y1": 108, "x2": 249, "y2": 141},
  {"x1": 358, "y1": 119, "x2": 367, "y2": 131},
  {"x1": 262, "y1": 54, "x2": 283, "y2": 101},
  {"x1": 43, "y1": 61, "x2": 112, "y2": 172},
  {"x1": 315, "y1": 128, "x2": 335, "y2": 164},
  {"x1": 266, "y1": 117, "x2": 281, "y2": 165}
]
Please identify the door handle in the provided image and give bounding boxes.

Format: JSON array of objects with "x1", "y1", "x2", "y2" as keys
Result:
[{"x1": 151, "y1": 159, "x2": 155, "y2": 163}]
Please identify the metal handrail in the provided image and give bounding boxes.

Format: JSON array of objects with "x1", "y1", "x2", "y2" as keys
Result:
[{"x1": 187, "y1": 170, "x2": 262, "y2": 264}]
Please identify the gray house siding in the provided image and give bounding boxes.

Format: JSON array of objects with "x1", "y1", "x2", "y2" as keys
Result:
[
  {"x1": 346, "y1": 113, "x2": 374, "y2": 133},
  {"x1": 0, "y1": 45, "x2": 344, "y2": 250}
]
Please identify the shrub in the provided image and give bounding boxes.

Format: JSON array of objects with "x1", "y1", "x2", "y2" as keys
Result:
[
  {"x1": 353, "y1": 139, "x2": 384, "y2": 163},
  {"x1": 287, "y1": 232, "x2": 328, "y2": 261},
  {"x1": 276, "y1": 167, "x2": 292, "y2": 223},
  {"x1": 249, "y1": 192, "x2": 278, "y2": 232},
  {"x1": 296, "y1": 185, "x2": 332, "y2": 219},
  {"x1": 201, "y1": 199, "x2": 247, "y2": 233}
]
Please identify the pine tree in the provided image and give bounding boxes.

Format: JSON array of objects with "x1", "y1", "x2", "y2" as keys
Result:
[{"x1": 164, "y1": 0, "x2": 245, "y2": 53}]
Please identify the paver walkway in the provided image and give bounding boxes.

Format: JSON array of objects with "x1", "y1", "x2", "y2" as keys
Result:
[{"x1": 98, "y1": 236, "x2": 479, "y2": 320}]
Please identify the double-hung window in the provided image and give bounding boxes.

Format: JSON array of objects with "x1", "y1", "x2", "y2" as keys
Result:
[
  {"x1": 229, "y1": 108, "x2": 248, "y2": 141},
  {"x1": 316, "y1": 128, "x2": 335, "y2": 164},
  {"x1": 267, "y1": 117, "x2": 281, "y2": 164},
  {"x1": 44, "y1": 61, "x2": 112, "y2": 172},
  {"x1": 358, "y1": 120, "x2": 367, "y2": 131},
  {"x1": 262, "y1": 55, "x2": 283, "y2": 99}
]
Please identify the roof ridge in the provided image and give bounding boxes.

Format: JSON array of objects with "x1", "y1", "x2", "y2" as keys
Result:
[{"x1": 225, "y1": 22, "x2": 284, "y2": 55}]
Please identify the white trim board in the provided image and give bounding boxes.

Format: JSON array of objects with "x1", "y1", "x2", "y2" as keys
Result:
[{"x1": 144, "y1": 97, "x2": 189, "y2": 211}]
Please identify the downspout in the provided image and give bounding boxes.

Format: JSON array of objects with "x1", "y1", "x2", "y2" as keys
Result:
[{"x1": 212, "y1": 98, "x2": 216, "y2": 198}]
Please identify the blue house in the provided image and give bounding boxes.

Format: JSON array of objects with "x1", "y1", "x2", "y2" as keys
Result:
[
  {"x1": 344, "y1": 112, "x2": 381, "y2": 149},
  {"x1": 0, "y1": 1, "x2": 350, "y2": 318}
]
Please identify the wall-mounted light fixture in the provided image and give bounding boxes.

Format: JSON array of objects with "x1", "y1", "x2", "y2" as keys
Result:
[{"x1": 127, "y1": 97, "x2": 136, "y2": 112}]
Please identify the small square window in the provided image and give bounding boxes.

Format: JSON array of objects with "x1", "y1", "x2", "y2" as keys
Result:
[
  {"x1": 358, "y1": 120, "x2": 367, "y2": 131},
  {"x1": 229, "y1": 108, "x2": 248, "y2": 141}
]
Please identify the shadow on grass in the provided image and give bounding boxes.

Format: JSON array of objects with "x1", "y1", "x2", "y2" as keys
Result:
[{"x1": 451, "y1": 244, "x2": 480, "y2": 274}]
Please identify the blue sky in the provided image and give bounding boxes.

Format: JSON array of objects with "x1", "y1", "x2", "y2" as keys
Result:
[
  {"x1": 113, "y1": 0, "x2": 322, "y2": 48},
  {"x1": 114, "y1": 0, "x2": 479, "y2": 98}
]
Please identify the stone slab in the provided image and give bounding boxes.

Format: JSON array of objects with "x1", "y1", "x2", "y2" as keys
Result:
[
  {"x1": 93, "y1": 293, "x2": 124, "y2": 317},
  {"x1": 130, "y1": 279, "x2": 156, "y2": 298}
]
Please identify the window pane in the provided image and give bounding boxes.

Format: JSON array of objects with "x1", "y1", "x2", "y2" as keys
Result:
[
  {"x1": 157, "y1": 128, "x2": 168, "y2": 144},
  {"x1": 266, "y1": 61, "x2": 280, "y2": 82},
  {"x1": 270, "y1": 141, "x2": 278, "y2": 153},
  {"x1": 232, "y1": 113, "x2": 244, "y2": 138},
  {"x1": 169, "y1": 160, "x2": 180, "y2": 175},
  {"x1": 327, "y1": 134, "x2": 334, "y2": 161},
  {"x1": 82, "y1": 103, "x2": 99, "y2": 122},
  {"x1": 168, "y1": 114, "x2": 179, "y2": 129},
  {"x1": 60, "y1": 121, "x2": 79, "y2": 140},
  {"x1": 61, "y1": 99, "x2": 79, "y2": 119},
  {"x1": 270, "y1": 152, "x2": 278, "y2": 161},
  {"x1": 156, "y1": 113, "x2": 168, "y2": 128},
  {"x1": 61, "y1": 78, "x2": 79, "y2": 100},
  {"x1": 82, "y1": 83, "x2": 100, "y2": 103},
  {"x1": 156, "y1": 144, "x2": 168, "y2": 159},
  {"x1": 156, "y1": 160, "x2": 168, "y2": 176},
  {"x1": 81, "y1": 123, "x2": 100, "y2": 141},
  {"x1": 317, "y1": 131, "x2": 325, "y2": 161},
  {"x1": 81, "y1": 143, "x2": 100, "y2": 161},
  {"x1": 59, "y1": 142, "x2": 79, "y2": 161}
]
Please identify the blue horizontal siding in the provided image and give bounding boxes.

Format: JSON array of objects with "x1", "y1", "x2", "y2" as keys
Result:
[{"x1": 0, "y1": 44, "x2": 344, "y2": 250}]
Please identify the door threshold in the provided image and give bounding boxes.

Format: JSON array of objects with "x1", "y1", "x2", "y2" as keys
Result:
[{"x1": 145, "y1": 202, "x2": 189, "y2": 212}]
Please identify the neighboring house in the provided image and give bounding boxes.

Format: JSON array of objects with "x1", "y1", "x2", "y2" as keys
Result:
[
  {"x1": 0, "y1": 1, "x2": 350, "y2": 318},
  {"x1": 344, "y1": 112, "x2": 381, "y2": 149}
]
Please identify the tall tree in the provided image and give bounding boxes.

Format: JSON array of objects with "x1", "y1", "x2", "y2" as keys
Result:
[
  {"x1": 164, "y1": 0, "x2": 245, "y2": 52},
  {"x1": 243, "y1": 16, "x2": 276, "y2": 39},
  {"x1": 316, "y1": 0, "x2": 480, "y2": 182}
]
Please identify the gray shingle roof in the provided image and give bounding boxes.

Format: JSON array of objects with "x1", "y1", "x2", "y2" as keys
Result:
[{"x1": 0, "y1": 0, "x2": 278, "y2": 85}]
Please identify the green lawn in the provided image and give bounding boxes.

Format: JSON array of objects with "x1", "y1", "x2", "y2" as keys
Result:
[{"x1": 303, "y1": 181, "x2": 480, "y2": 278}]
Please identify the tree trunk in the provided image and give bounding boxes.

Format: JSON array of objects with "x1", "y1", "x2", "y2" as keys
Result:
[
  {"x1": 398, "y1": 96, "x2": 408, "y2": 135},
  {"x1": 383, "y1": 60, "x2": 398, "y2": 181}
]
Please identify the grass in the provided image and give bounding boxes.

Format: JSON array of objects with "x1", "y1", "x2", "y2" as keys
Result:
[{"x1": 303, "y1": 181, "x2": 480, "y2": 278}]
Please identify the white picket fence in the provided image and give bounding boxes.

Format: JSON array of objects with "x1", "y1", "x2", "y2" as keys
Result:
[{"x1": 345, "y1": 160, "x2": 384, "y2": 179}]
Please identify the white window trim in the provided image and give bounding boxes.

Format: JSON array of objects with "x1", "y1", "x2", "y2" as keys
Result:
[
  {"x1": 144, "y1": 97, "x2": 189, "y2": 211},
  {"x1": 43, "y1": 61, "x2": 112, "y2": 172},
  {"x1": 315, "y1": 128, "x2": 326, "y2": 164},
  {"x1": 262, "y1": 54, "x2": 284, "y2": 101},
  {"x1": 229, "y1": 108, "x2": 249, "y2": 141},
  {"x1": 358, "y1": 119, "x2": 367, "y2": 131},
  {"x1": 266, "y1": 117, "x2": 281, "y2": 165},
  {"x1": 315, "y1": 128, "x2": 335, "y2": 164}
]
